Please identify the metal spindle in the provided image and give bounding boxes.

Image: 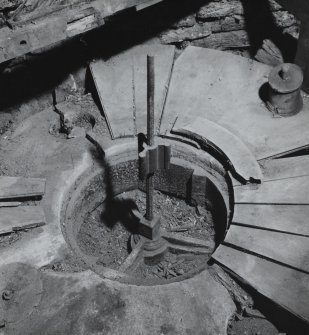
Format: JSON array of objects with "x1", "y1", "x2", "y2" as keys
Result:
[{"x1": 146, "y1": 55, "x2": 155, "y2": 221}]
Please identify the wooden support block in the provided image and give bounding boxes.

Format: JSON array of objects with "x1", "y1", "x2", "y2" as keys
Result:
[
  {"x1": 0, "y1": 206, "x2": 46, "y2": 235},
  {"x1": 213, "y1": 244, "x2": 309, "y2": 323},
  {"x1": 224, "y1": 225, "x2": 309, "y2": 273},
  {"x1": 293, "y1": 20, "x2": 309, "y2": 93},
  {"x1": 0, "y1": 177, "x2": 46, "y2": 200},
  {"x1": 139, "y1": 143, "x2": 171, "y2": 178},
  {"x1": 188, "y1": 170, "x2": 207, "y2": 206},
  {"x1": 131, "y1": 209, "x2": 161, "y2": 239}
]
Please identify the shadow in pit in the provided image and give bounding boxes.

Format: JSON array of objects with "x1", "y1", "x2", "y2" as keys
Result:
[{"x1": 88, "y1": 146, "x2": 139, "y2": 239}]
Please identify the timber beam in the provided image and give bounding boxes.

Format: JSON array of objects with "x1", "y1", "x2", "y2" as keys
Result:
[{"x1": 0, "y1": 0, "x2": 163, "y2": 64}]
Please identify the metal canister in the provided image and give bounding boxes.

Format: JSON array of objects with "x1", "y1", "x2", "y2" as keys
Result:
[{"x1": 267, "y1": 63, "x2": 303, "y2": 117}]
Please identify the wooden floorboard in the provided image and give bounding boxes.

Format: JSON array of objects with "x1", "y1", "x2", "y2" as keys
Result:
[
  {"x1": 260, "y1": 155, "x2": 309, "y2": 181},
  {"x1": 172, "y1": 117, "x2": 262, "y2": 182},
  {"x1": 160, "y1": 46, "x2": 309, "y2": 159},
  {"x1": 0, "y1": 206, "x2": 46, "y2": 235},
  {"x1": 0, "y1": 177, "x2": 46, "y2": 200},
  {"x1": 234, "y1": 175, "x2": 309, "y2": 204},
  {"x1": 224, "y1": 225, "x2": 309, "y2": 273},
  {"x1": 233, "y1": 204, "x2": 309, "y2": 236},
  {"x1": 133, "y1": 44, "x2": 175, "y2": 135},
  {"x1": 90, "y1": 44, "x2": 175, "y2": 139},
  {"x1": 90, "y1": 53, "x2": 135, "y2": 139},
  {"x1": 213, "y1": 244, "x2": 309, "y2": 323}
]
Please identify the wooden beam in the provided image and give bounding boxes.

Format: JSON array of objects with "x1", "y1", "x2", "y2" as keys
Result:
[{"x1": 0, "y1": 0, "x2": 158, "y2": 64}]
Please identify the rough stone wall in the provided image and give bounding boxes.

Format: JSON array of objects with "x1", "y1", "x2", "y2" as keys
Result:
[{"x1": 158, "y1": 0, "x2": 299, "y2": 62}]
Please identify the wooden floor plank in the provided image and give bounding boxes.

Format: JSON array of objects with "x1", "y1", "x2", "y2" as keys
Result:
[
  {"x1": 0, "y1": 206, "x2": 46, "y2": 235},
  {"x1": 0, "y1": 177, "x2": 46, "y2": 200},
  {"x1": 213, "y1": 245, "x2": 309, "y2": 323},
  {"x1": 160, "y1": 46, "x2": 309, "y2": 160},
  {"x1": 260, "y1": 156, "x2": 309, "y2": 181},
  {"x1": 90, "y1": 53, "x2": 135, "y2": 139},
  {"x1": 234, "y1": 175, "x2": 309, "y2": 204},
  {"x1": 233, "y1": 204, "x2": 309, "y2": 236},
  {"x1": 133, "y1": 44, "x2": 175, "y2": 135},
  {"x1": 224, "y1": 225, "x2": 309, "y2": 273},
  {"x1": 90, "y1": 44, "x2": 175, "y2": 139},
  {"x1": 172, "y1": 117, "x2": 262, "y2": 182}
]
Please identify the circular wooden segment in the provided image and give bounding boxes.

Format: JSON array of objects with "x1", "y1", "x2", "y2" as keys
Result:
[
  {"x1": 214, "y1": 155, "x2": 309, "y2": 324},
  {"x1": 160, "y1": 46, "x2": 309, "y2": 160},
  {"x1": 172, "y1": 116, "x2": 263, "y2": 184}
]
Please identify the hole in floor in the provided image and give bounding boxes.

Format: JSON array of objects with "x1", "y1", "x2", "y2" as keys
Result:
[{"x1": 62, "y1": 140, "x2": 230, "y2": 285}]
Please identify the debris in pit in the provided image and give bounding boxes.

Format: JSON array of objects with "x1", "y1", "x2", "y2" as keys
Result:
[
  {"x1": 55, "y1": 101, "x2": 95, "y2": 138},
  {"x1": 77, "y1": 189, "x2": 215, "y2": 279},
  {"x1": 134, "y1": 251, "x2": 207, "y2": 280}
]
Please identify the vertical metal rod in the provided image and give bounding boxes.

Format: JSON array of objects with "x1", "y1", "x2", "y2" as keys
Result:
[
  {"x1": 147, "y1": 55, "x2": 155, "y2": 146},
  {"x1": 146, "y1": 55, "x2": 155, "y2": 221}
]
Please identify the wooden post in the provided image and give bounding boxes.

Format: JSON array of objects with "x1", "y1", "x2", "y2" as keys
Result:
[{"x1": 294, "y1": 20, "x2": 309, "y2": 93}]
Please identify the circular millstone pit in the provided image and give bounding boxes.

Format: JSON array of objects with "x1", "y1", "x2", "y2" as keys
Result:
[{"x1": 63, "y1": 139, "x2": 231, "y2": 285}]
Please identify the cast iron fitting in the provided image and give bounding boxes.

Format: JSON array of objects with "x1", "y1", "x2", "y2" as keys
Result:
[{"x1": 267, "y1": 63, "x2": 304, "y2": 117}]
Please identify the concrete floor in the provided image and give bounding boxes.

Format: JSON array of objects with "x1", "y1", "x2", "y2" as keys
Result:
[{"x1": 0, "y1": 109, "x2": 236, "y2": 335}]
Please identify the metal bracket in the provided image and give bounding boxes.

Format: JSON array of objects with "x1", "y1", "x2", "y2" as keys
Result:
[{"x1": 139, "y1": 143, "x2": 171, "y2": 179}]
